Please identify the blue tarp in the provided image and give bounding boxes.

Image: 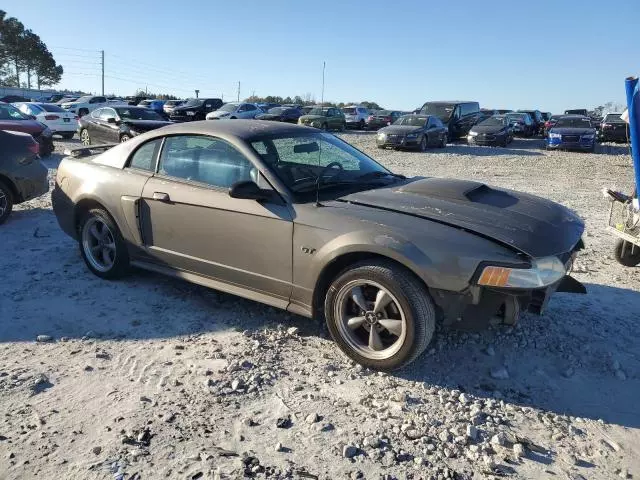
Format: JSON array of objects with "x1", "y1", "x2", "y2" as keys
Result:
[{"x1": 624, "y1": 77, "x2": 640, "y2": 196}]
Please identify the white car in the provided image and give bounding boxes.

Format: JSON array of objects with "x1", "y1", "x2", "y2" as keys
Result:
[
  {"x1": 60, "y1": 95, "x2": 109, "y2": 117},
  {"x1": 206, "y1": 102, "x2": 261, "y2": 120},
  {"x1": 342, "y1": 105, "x2": 370, "y2": 129},
  {"x1": 13, "y1": 102, "x2": 78, "y2": 139}
]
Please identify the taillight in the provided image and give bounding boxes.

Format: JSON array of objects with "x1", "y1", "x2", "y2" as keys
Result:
[
  {"x1": 28, "y1": 142, "x2": 40, "y2": 155},
  {"x1": 44, "y1": 115, "x2": 60, "y2": 120},
  {"x1": 367, "y1": 116, "x2": 374, "y2": 121}
]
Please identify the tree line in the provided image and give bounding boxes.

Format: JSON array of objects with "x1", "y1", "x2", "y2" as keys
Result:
[
  {"x1": 0, "y1": 10, "x2": 63, "y2": 89},
  {"x1": 244, "y1": 94, "x2": 383, "y2": 110}
]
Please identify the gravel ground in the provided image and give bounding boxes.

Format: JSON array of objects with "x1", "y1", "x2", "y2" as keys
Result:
[{"x1": 0, "y1": 133, "x2": 638, "y2": 480}]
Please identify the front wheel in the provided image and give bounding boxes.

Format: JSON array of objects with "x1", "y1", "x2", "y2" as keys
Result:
[
  {"x1": 614, "y1": 239, "x2": 640, "y2": 267},
  {"x1": 0, "y1": 180, "x2": 14, "y2": 225},
  {"x1": 120, "y1": 134, "x2": 131, "y2": 143},
  {"x1": 79, "y1": 208, "x2": 130, "y2": 279},
  {"x1": 80, "y1": 129, "x2": 91, "y2": 146},
  {"x1": 359, "y1": 119, "x2": 365, "y2": 130},
  {"x1": 439, "y1": 133, "x2": 447, "y2": 148},
  {"x1": 324, "y1": 260, "x2": 436, "y2": 370},
  {"x1": 418, "y1": 136, "x2": 427, "y2": 152}
]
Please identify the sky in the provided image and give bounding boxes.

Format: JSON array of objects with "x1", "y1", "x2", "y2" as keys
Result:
[{"x1": 3, "y1": 0, "x2": 639, "y2": 112}]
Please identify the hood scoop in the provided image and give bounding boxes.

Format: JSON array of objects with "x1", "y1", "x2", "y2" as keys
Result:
[{"x1": 399, "y1": 178, "x2": 517, "y2": 207}]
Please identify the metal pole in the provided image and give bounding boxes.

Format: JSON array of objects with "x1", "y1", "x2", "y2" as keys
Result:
[
  {"x1": 625, "y1": 77, "x2": 640, "y2": 196},
  {"x1": 101, "y1": 50, "x2": 104, "y2": 96},
  {"x1": 321, "y1": 61, "x2": 325, "y2": 106},
  {"x1": 237, "y1": 81, "x2": 240, "y2": 102}
]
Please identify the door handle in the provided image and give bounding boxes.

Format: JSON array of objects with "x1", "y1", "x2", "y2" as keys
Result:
[{"x1": 152, "y1": 192, "x2": 170, "y2": 202}]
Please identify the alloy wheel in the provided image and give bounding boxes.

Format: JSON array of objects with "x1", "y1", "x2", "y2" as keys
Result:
[
  {"x1": 80, "y1": 129, "x2": 91, "y2": 146},
  {"x1": 120, "y1": 135, "x2": 130, "y2": 143},
  {"x1": 0, "y1": 189, "x2": 7, "y2": 218},
  {"x1": 334, "y1": 280, "x2": 407, "y2": 360},
  {"x1": 82, "y1": 217, "x2": 116, "y2": 273}
]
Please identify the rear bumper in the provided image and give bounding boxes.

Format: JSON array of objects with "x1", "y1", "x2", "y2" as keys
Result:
[
  {"x1": 13, "y1": 161, "x2": 49, "y2": 203},
  {"x1": 51, "y1": 183, "x2": 77, "y2": 239}
]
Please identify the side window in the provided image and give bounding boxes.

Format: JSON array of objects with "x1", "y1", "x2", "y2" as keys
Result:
[
  {"x1": 158, "y1": 135, "x2": 254, "y2": 189},
  {"x1": 95, "y1": 96, "x2": 106, "y2": 103},
  {"x1": 204, "y1": 101, "x2": 213, "y2": 109},
  {"x1": 129, "y1": 139, "x2": 162, "y2": 171},
  {"x1": 239, "y1": 104, "x2": 252, "y2": 112},
  {"x1": 99, "y1": 108, "x2": 116, "y2": 120},
  {"x1": 91, "y1": 108, "x2": 103, "y2": 119}
]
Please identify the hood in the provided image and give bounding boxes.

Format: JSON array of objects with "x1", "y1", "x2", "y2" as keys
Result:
[
  {"x1": 0, "y1": 119, "x2": 45, "y2": 135},
  {"x1": 549, "y1": 127, "x2": 595, "y2": 135},
  {"x1": 124, "y1": 120, "x2": 172, "y2": 131},
  {"x1": 379, "y1": 125, "x2": 422, "y2": 135},
  {"x1": 338, "y1": 177, "x2": 584, "y2": 258},
  {"x1": 471, "y1": 125, "x2": 505, "y2": 134}
]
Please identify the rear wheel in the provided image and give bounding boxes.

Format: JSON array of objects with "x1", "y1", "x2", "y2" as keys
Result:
[
  {"x1": 80, "y1": 128, "x2": 91, "y2": 146},
  {"x1": 0, "y1": 180, "x2": 14, "y2": 225},
  {"x1": 79, "y1": 208, "x2": 130, "y2": 279},
  {"x1": 439, "y1": 133, "x2": 448, "y2": 148},
  {"x1": 418, "y1": 136, "x2": 427, "y2": 152},
  {"x1": 324, "y1": 260, "x2": 436, "y2": 370},
  {"x1": 120, "y1": 134, "x2": 131, "y2": 143},
  {"x1": 321, "y1": 123, "x2": 328, "y2": 131},
  {"x1": 614, "y1": 239, "x2": 640, "y2": 267},
  {"x1": 359, "y1": 119, "x2": 365, "y2": 130}
]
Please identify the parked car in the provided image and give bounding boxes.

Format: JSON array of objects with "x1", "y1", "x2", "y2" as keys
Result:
[
  {"x1": 170, "y1": 98, "x2": 223, "y2": 122},
  {"x1": 478, "y1": 109, "x2": 499, "y2": 123},
  {"x1": 365, "y1": 110, "x2": 403, "y2": 130},
  {"x1": 0, "y1": 102, "x2": 54, "y2": 156},
  {"x1": 56, "y1": 96, "x2": 78, "y2": 104},
  {"x1": 138, "y1": 99, "x2": 166, "y2": 113},
  {"x1": 0, "y1": 130, "x2": 49, "y2": 225},
  {"x1": 504, "y1": 112, "x2": 535, "y2": 137},
  {"x1": 598, "y1": 113, "x2": 629, "y2": 143},
  {"x1": 565, "y1": 109, "x2": 588, "y2": 116},
  {"x1": 544, "y1": 115, "x2": 562, "y2": 136},
  {"x1": 376, "y1": 114, "x2": 447, "y2": 151},
  {"x1": 258, "y1": 103, "x2": 281, "y2": 112},
  {"x1": 60, "y1": 95, "x2": 109, "y2": 117},
  {"x1": 163, "y1": 100, "x2": 185, "y2": 115},
  {"x1": 14, "y1": 102, "x2": 78, "y2": 139},
  {"x1": 467, "y1": 115, "x2": 514, "y2": 147},
  {"x1": 546, "y1": 115, "x2": 596, "y2": 152},
  {"x1": 419, "y1": 101, "x2": 480, "y2": 139},
  {"x1": 78, "y1": 106, "x2": 172, "y2": 145},
  {"x1": 342, "y1": 105, "x2": 369, "y2": 129},
  {"x1": 298, "y1": 106, "x2": 346, "y2": 131},
  {"x1": 0, "y1": 95, "x2": 31, "y2": 103},
  {"x1": 495, "y1": 109, "x2": 513, "y2": 114},
  {"x1": 517, "y1": 110, "x2": 544, "y2": 135},
  {"x1": 540, "y1": 112, "x2": 552, "y2": 121},
  {"x1": 255, "y1": 106, "x2": 302, "y2": 123},
  {"x1": 300, "y1": 106, "x2": 314, "y2": 115},
  {"x1": 51, "y1": 120, "x2": 586, "y2": 370},
  {"x1": 206, "y1": 102, "x2": 262, "y2": 120}
]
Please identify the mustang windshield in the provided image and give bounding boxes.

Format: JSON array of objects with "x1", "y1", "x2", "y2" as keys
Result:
[
  {"x1": 251, "y1": 132, "x2": 395, "y2": 193},
  {"x1": 394, "y1": 116, "x2": 427, "y2": 127},
  {"x1": 115, "y1": 107, "x2": 164, "y2": 121},
  {"x1": 555, "y1": 117, "x2": 592, "y2": 128}
]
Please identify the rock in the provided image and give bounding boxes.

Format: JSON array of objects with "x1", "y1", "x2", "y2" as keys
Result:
[
  {"x1": 513, "y1": 443, "x2": 525, "y2": 458},
  {"x1": 36, "y1": 335, "x2": 53, "y2": 343},
  {"x1": 490, "y1": 432, "x2": 507, "y2": 446},
  {"x1": 485, "y1": 345, "x2": 496, "y2": 356},
  {"x1": 139, "y1": 396, "x2": 152, "y2": 403},
  {"x1": 275, "y1": 442, "x2": 284, "y2": 452},
  {"x1": 91, "y1": 446, "x2": 102, "y2": 455},
  {"x1": 562, "y1": 367, "x2": 575, "y2": 378},
  {"x1": 286, "y1": 327, "x2": 299, "y2": 336},
  {"x1": 276, "y1": 416, "x2": 292, "y2": 429},
  {"x1": 466, "y1": 425, "x2": 478, "y2": 441},
  {"x1": 615, "y1": 369, "x2": 627, "y2": 381},
  {"x1": 459, "y1": 393, "x2": 470, "y2": 404},
  {"x1": 405, "y1": 429, "x2": 424, "y2": 440},
  {"x1": 414, "y1": 456, "x2": 426, "y2": 466},
  {"x1": 363, "y1": 436, "x2": 381, "y2": 449},
  {"x1": 490, "y1": 366, "x2": 509, "y2": 380},
  {"x1": 231, "y1": 379, "x2": 243, "y2": 391},
  {"x1": 137, "y1": 429, "x2": 151, "y2": 444},
  {"x1": 242, "y1": 417, "x2": 257, "y2": 427},
  {"x1": 95, "y1": 351, "x2": 110, "y2": 360},
  {"x1": 163, "y1": 412, "x2": 176, "y2": 423},
  {"x1": 305, "y1": 413, "x2": 320, "y2": 424},
  {"x1": 438, "y1": 430, "x2": 452, "y2": 443},
  {"x1": 342, "y1": 445, "x2": 358, "y2": 459}
]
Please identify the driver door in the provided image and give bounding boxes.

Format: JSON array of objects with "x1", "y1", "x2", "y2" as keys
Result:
[{"x1": 139, "y1": 134, "x2": 293, "y2": 305}]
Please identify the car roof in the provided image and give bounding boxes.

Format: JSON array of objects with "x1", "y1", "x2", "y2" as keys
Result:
[
  {"x1": 559, "y1": 114, "x2": 590, "y2": 119},
  {"x1": 147, "y1": 119, "x2": 318, "y2": 141},
  {"x1": 423, "y1": 100, "x2": 476, "y2": 105}
]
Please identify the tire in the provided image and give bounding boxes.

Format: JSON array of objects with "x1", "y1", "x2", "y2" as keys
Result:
[
  {"x1": 120, "y1": 134, "x2": 131, "y2": 143},
  {"x1": 418, "y1": 136, "x2": 427, "y2": 152},
  {"x1": 439, "y1": 133, "x2": 447, "y2": 148},
  {"x1": 322, "y1": 123, "x2": 328, "y2": 131},
  {"x1": 0, "y1": 179, "x2": 14, "y2": 225},
  {"x1": 230, "y1": 116, "x2": 237, "y2": 119},
  {"x1": 340, "y1": 122, "x2": 346, "y2": 132},
  {"x1": 359, "y1": 119, "x2": 365, "y2": 130},
  {"x1": 61, "y1": 132, "x2": 74, "y2": 140},
  {"x1": 80, "y1": 128, "x2": 91, "y2": 146},
  {"x1": 78, "y1": 208, "x2": 130, "y2": 279},
  {"x1": 614, "y1": 238, "x2": 640, "y2": 267},
  {"x1": 324, "y1": 260, "x2": 436, "y2": 370}
]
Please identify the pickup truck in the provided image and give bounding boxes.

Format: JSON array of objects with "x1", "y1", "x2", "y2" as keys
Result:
[{"x1": 60, "y1": 95, "x2": 110, "y2": 117}]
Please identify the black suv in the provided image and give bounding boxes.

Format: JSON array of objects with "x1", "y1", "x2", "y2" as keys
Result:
[
  {"x1": 419, "y1": 101, "x2": 480, "y2": 139},
  {"x1": 517, "y1": 110, "x2": 544, "y2": 136},
  {"x1": 170, "y1": 98, "x2": 223, "y2": 122}
]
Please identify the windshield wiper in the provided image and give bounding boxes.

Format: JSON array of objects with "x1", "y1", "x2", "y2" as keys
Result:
[{"x1": 355, "y1": 171, "x2": 406, "y2": 181}]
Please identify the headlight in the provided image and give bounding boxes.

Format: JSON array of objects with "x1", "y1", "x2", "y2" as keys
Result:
[
  {"x1": 468, "y1": 131, "x2": 478, "y2": 137},
  {"x1": 377, "y1": 133, "x2": 386, "y2": 139},
  {"x1": 406, "y1": 133, "x2": 418, "y2": 139},
  {"x1": 549, "y1": 133, "x2": 562, "y2": 139},
  {"x1": 477, "y1": 256, "x2": 566, "y2": 289}
]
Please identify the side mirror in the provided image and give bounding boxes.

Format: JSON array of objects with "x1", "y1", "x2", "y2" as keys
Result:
[
  {"x1": 107, "y1": 117, "x2": 117, "y2": 124},
  {"x1": 229, "y1": 181, "x2": 273, "y2": 202}
]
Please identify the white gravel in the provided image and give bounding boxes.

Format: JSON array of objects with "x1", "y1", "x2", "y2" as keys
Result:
[{"x1": 0, "y1": 133, "x2": 638, "y2": 479}]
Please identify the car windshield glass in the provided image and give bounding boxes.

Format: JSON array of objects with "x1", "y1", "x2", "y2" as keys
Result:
[
  {"x1": 251, "y1": 132, "x2": 394, "y2": 193},
  {"x1": 479, "y1": 117, "x2": 505, "y2": 127},
  {"x1": 394, "y1": 116, "x2": 427, "y2": 127},
  {"x1": 506, "y1": 114, "x2": 526, "y2": 121},
  {"x1": 115, "y1": 107, "x2": 163, "y2": 120},
  {"x1": 183, "y1": 98, "x2": 203, "y2": 107},
  {"x1": 554, "y1": 117, "x2": 592, "y2": 128},
  {"x1": 75, "y1": 96, "x2": 93, "y2": 103},
  {"x1": 604, "y1": 114, "x2": 624, "y2": 123},
  {"x1": 375, "y1": 110, "x2": 392, "y2": 116},
  {"x1": 219, "y1": 103, "x2": 239, "y2": 112},
  {"x1": 138, "y1": 101, "x2": 151, "y2": 106},
  {"x1": 308, "y1": 108, "x2": 328, "y2": 116},
  {"x1": 268, "y1": 107, "x2": 287, "y2": 114},
  {"x1": 342, "y1": 107, "x2": 357, "y2": 115},
  {"x1": 40, "y1": 104, "x2": 66, "y2": 113},
  {"x1": 420, "y1": 103, "x2": 454, "y2": 122},
  {"x1": 0, "y1": 103, "x2": 29, "y2": 120}
]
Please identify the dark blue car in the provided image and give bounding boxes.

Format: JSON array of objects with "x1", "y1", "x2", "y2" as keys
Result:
[{"x1": 546, "y1": 115, "x2": 596, "y2": 152}]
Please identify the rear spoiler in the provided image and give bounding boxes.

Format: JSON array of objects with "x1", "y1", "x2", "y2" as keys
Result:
[{"x1": 63, "y1": 144, "x2": 118, "y2": 158}]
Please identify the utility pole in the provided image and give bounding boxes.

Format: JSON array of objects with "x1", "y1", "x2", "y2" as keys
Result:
[
  {"x1": 321, "y1": 61, "x2": 326, "y2": 106},
  {"x1": 221, "y1": 93, "x2": 224, "y2": 101},
  {"x1": 101, "y1": 50, "x2": 105, "y2": 96},
  {"x1": 195, "y1": 89, "x2": 199, "y2": 98},
  {"x1": 237, "y1": 81, "x2": 240, "y2": 102}
]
